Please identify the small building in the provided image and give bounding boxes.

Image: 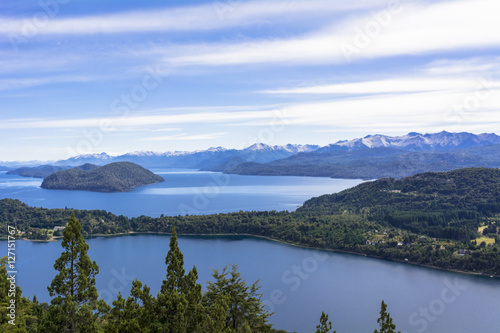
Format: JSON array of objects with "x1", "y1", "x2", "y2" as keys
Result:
[
  {"x1": 53, "y1": 226, "x2": 66, "y2": 231},
  {"x1": 457, "y1": 249, "x2": 472, "y2": 255}
]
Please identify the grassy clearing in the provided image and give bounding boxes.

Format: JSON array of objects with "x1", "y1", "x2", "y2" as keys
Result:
[{"x1": 475, "y1": 237, "x2": 495, "y2": 246}]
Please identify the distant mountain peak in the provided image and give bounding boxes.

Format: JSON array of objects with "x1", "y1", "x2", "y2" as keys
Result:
[
  {"x1": 52, "y1": 132, "x2": 500, "y2": 169},
  {"x1": 319, "y1": 132, "x2": 500, "y2": 153},
  {"x1": 124, "y1": 151, "x2": 162, "y2": 157},
  {"x1": 245, "y1": 143, "x2": 273, "y2": 151},
  {"x1": 69, "y1": 152, "x2": 112, "y2": 159},
  {"x1": 204, "y1": 146, "x2": 227, "y2": 152}
]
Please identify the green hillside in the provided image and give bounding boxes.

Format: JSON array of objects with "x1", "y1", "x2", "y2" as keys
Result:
[
  {"x1": 41, "y1": 162, "x2": 164, "y2": 192},
  {"x1": 2, "y1": 168, "x2": 500, "y2": 275},
  {"x1": 300, "y1": 168, "x2": 500, "y2": 239}
]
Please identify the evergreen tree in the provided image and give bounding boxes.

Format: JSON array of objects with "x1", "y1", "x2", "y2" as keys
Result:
[
  {"x1": 41, "y1": 213, "x2": 101, "y2": 332},
  {"x1": 316, "y1": 311, "x2": 335, "y2": 333},
  {"x1": 1, "y1": 256, "x2": 48, "y2": 332},
  {"x1": 156, "y1": 225, "x2": 206, "y2": 332},
  {"x1": 203, "y1": 264, "x2": 272, "y2": 332},
  {"x1": 374, "y1": 300, "x2": 401, "y2": 333},
  {"x1": 104, "y1": 292, "x2": 141, "y2": 332},
  {"x1": 105, "y1": 279, "x2": 154, "y2": 333},
  {"x1": 203, "y1": 293, "x2": 232, "y2": 333}
]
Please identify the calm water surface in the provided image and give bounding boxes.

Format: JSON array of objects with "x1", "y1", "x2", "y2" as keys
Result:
[
  {"x1": 1, "y1": 235, "x2": 499, "y2": 333},
  {"x1": 0, "y1": 169, "x2": 363, "y2": 217},
  {"x1": 1, "y1": 170, "x2": 499, "y2": 332}
]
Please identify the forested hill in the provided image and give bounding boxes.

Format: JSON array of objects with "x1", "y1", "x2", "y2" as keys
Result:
[
  {"x1": 2, "y1": 170, "x2": 500, "y2": 275},
  {"x1": 41, "y1": 162, "x2": 164, "y2": 192},
  {"x1": 299, "y1": 168, "x2": 500, "y2": 237},
  {"x1": 6, "y1": 163, "x2": 99, "y2": 178}
]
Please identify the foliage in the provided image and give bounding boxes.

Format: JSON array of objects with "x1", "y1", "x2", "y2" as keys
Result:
[
  {"x1": 6, "y1": 165, "x2": 67, "y2": 179},
  {"x1": 41, "y1": 213, "x2": 103, "y2": 332},
  {"x1": 316, "y1": 311, "x2": 335, "y2": 333},
  {"x1": 3, "y1": 168, "x2": 500, "y2": 276},
  {"x1": 203, "y1": 264, "x2": 273, "y2": 332},
  {"x1": 0, "y1": 256, "x2": 47, "y2": 332},
  {"x1": 373, "y1": 301, "x2": 400, "y2": 333},
  {"x1": 0, "y1": 215, "x2": 410, "y2": 332},
  {"x1": 301, "y1": 168, "x2": 500, "y2": 239},
  {"x1": 41, "y1": 162, "x2": 164, "y2": 192}
]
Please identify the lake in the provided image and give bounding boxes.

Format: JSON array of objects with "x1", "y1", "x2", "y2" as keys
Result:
[
  {"x1": 0, "y1": 169, "x2": 363, "y2": 217},
  {"x1": 2, "y1": 235, "x2": 500, "y2": 333},
  {"x1": 1, "y1": 169, "x2": 499, "y2": 332}
]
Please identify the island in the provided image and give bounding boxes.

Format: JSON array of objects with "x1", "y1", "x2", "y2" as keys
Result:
[
  {"x1": 4, "y1": 167, "x2": 500, "y2": 276},
  {"x1": 40, "y1": 161, "x2": 164, "y2": 192}
]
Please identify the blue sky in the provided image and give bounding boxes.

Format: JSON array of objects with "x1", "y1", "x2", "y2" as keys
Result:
[{"x1": 1, "y1": 0, "x2": 500, "y2": 161}]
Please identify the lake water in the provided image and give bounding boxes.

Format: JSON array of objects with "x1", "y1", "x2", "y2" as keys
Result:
[
  {"x1": 2, "y1": 235, "x2": 499, "y2": 333},
  {"x1": 0, "y1": 169, "x2": 363, "y2": 217},
  {"x1": 1, "y1": 170, "x2": 499, "y2": 332}
]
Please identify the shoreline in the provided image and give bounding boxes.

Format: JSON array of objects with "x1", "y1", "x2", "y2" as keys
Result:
[{"x1": 15, "y1": 231, "x2": 500, "y2": 279}]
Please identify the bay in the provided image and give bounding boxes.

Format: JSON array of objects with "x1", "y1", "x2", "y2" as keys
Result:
[
  {"x1": 1, "y1": 169, "x2": 499, "y2": 332},
  {"x1": 0, "y1": 169, "x2": 363, "y2": 217},
  {"x1": 1, "y1": 235, "x2": 499, "y2": 333}
]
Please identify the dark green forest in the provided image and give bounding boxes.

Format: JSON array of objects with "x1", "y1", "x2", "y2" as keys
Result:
[
  {"x1": 40, "y1": 162, "x2": 164, "y2": 192},
  {"x1": 1, "y1": 168, "x2": 500, "y2": 275}
]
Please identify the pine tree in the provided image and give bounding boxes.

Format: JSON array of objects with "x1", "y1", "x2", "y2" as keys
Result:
[
  {"x1": 203, "y1": 264, "x2": 272, "y2": 332},
  {"x1": 156, "y1": 225, "x2": 205, "y2": 332},
  {"x1": 41, "y1": 213, "x2": 101, "y2": 332},
  {"x1": 374, "y1": 300, "x2": 401, "y2": 333},
  {"x1": 203, "y1": 293, "x2": 232, "y2": 333},
  {"x1": 316, "y1": 311, "x2": 335, "y2": 333},
  {"x1": 105, "y1": 279, "x2": 153, "y2": 333},
  {"x1": 104, "y1": 292, "x2": 141, "y2": 332}
]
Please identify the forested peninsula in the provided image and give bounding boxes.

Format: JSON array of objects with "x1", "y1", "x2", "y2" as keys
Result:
[{"x1": 2, "y1": 168, "x2": 500, "y2": 276}]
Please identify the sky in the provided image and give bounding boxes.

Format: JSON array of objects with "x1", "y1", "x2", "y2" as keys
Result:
[{"x1": 1, "y1": 0, "x2": 500, "y2": 161}]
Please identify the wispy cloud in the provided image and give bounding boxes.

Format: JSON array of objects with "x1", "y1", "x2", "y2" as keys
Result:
[
  {"x1": 0, "y1": 0, "x2": 384, "y2": 36},
  {"x1": 261, "y1": 78, "x2": 491, "y2": 95},
  {"x1": 261, "y1": 56, "x2": 500, "y2": 95},
  {"x1": 0, "y1": 75, "x2": 93, "y2": 91},
  {"x1": 0, "y1": 109, "x2": 284, "y2": 129},
  {"x1": 160, "y1": 0, "x2": 500, "y2": 67},
  {"x1": 4, "y1": 82, "x2": 498, "y2": 132},
  {"x1": 140, "y1": 132, "x2": 227, "y2": 141}
]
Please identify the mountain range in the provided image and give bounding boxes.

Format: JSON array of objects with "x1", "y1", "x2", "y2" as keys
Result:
[
  {"x1": 2, "y1": 131, "x2": 500, "y2": 180},
  {"x1": 320, "y1": 131, "x2": 500, "y2": 152},
  {"x1": 54, "y1": 143, "x2": 320, "y2": 169}
]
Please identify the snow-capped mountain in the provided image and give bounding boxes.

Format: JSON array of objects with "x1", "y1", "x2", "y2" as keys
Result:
[
  {"x1": 21, "y1": 132, "x2": 500, "y2": 171},
  {"x1": 57, "y1": 152, "x2": 112, "y2": 166},
  {"x1": 54, "y1": 144, "x2": 318, "y2": 168},
  {"x1": 317, "y1": 131, "x2": 500, "y2": 152},
  {"x1": 244, "y1": 143, "x2": 318, "y2": 153}
]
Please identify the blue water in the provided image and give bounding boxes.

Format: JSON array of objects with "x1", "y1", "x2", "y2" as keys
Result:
[
  {"x1": 0, "y1": 170, "x2": 363, "y2": 217},
  {"x1": 2, "y1": 235, "x2": 499, "y2": 333},
  {"x1": 1, "y1": 170, "x2": 499, "y2": 332}
]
